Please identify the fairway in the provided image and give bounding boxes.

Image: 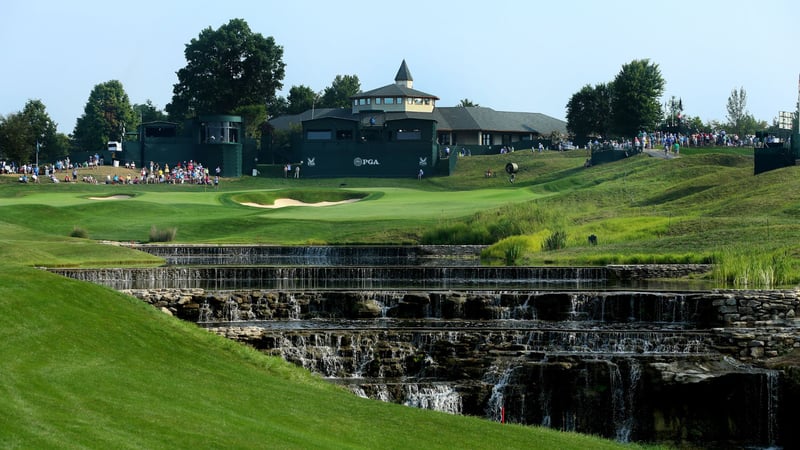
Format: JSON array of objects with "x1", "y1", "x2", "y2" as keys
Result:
[{"x1": 0, "y1": 186, "x2": 539, "y2": 217}]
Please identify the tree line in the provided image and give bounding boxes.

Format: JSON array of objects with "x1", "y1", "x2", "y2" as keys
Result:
[
  {"x1": 565, "y1": 59, "x2": 778, "y2": 145},
  {"x1": 1, "y1": 18, "x2": 790, "y2": 166},
  {"x1": 0, "y1": 18, "x2": 361, "y2": 165}
]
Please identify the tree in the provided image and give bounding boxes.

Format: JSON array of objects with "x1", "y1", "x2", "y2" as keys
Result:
[
  {"x1": 610, "y1": 59, "x2": 665, "y2": 137},
  {"x1": 133, "y1": 100, "x2": 167, "y2": 123},
  {"x1": 0, "y1": 112, "x2": 31, "y2": 163},
  {"x1": 320, "y1": 75, "x2": 360, "y2": 109},
  {"x1": 287, "y1": 85, "x2": 317, "y2": 115},
  {"x1": 0, "y1": 99, "x2": 68, "y2": 164},
  {"x1": 726, "y1": 87, "x2": 755, "y2": 137},
  {"x1": 73, "y1": 80, "x2": 136, "y2": 152},
  {"x1": 231, "y1": 103, "x2": 267, "y2": 142},
  {"x1": 267, "y1": 96, "x2": 288, "y2": 118},
  {"x1": 566, "y1": 83, "x2": 612, "y2": 142},
  {"x1": 458, "y1": 99, "x2": 479, "y2": 107},
  {"x1": 166, "y1": 18, "x2": 286, "y2": 121}
]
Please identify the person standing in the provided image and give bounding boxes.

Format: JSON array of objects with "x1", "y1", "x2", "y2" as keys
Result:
[{"x1": 417, "y1": 168, "x2": 424, "y2": 180}]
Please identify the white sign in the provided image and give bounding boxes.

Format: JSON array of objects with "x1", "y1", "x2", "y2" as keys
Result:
[{"x1": 353, "y1": 157, "x2": 380, "y2": 167}]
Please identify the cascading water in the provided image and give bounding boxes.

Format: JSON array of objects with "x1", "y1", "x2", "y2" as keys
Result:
[
  {"x1": 403, "y1": 384, "x2": 462, "y2": 415},
  {"x1": 60, "y1": 247, "x2": 795, "y2": 448},
  {"x1": 222, "y1": 298, "x2": 241, "y2": 322},
  {"x1": 611, "y1": 359, "x2": 640, "y2": 443},
  {"x1": 198, "y1": 301, "x2": 213, "y2": 323},
  {"x1": 485, "y1": 366, "x2": 516, "y2": 422}
]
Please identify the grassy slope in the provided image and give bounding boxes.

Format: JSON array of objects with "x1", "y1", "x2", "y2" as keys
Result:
[
  {"x1": 0, "y1": 263, "x2": 643, "y2": 450},
  {"x1": 0, "y1": 161, "x2": 657, "y2": 449},
  {"x1": 2, "y1": 148, "x2": 776, "y2": 448}
]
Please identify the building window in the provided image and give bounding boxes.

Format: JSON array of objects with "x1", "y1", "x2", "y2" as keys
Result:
[
  {"x1": 396, "y1": 97, "x2": 403, "y2": 104},
  {"x1": 413, "y1": 98, "x2": 423, "y2": 105},
  {"x1": 384, "y1": 97, "x2": 394, "y2": 105},
  {"x1": 397, "y1": 129, "x2": 422, "y2": 141},
  {"x1": 375, "y1": 98, "x2": 382, "y2": 105},
  {"x1": 481, "y1": 133, "x2": 492, "y2": 146},
  {"x1": 438, "y1": 133, "x2": 451, "y2": 145},
  {"x1": 307, "y1": 130, "x2": 332, "y2": 140},
  {"x1": 204, "y1": 121, "x2": 240, "y2": 143},
  {"x1": 424, "y1": 99, "x2": 430, "y2": 105}
]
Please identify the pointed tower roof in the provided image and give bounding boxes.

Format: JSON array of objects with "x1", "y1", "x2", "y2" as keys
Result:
[{"x1": 395, "y1": 60, "x2": 413, "y2": 87}]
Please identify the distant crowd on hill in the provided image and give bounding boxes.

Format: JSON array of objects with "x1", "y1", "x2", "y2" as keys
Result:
[
  {"x1": 5, "y1": 157, "x2": 221, "y2": 187},
  {"x1": 587, "y1": 130, "x2": 766, "y2": 153}
]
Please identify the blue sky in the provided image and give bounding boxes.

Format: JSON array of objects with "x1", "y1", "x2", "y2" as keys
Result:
[{"x1": 2, "y1": 0, "x2": 799, "y2": 134}]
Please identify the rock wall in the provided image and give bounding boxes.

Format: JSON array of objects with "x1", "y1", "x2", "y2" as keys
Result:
[
  {"x1": 607, "y1": 264, "x2": 713, "y2": 280},
  {"x1": 125, "y1": 288, "x2": 800, "y2": 362}
]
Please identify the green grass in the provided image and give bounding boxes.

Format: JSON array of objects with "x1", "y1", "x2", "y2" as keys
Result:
[
  {"x1": 0, "y1": 146, "x2": 789, "y2": 447},
  {"x1": 0, "y1": 262, "x2": 651, "y2": 449}
]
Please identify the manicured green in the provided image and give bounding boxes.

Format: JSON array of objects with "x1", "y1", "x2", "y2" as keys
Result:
[{"x1": 1, "y1": 146, "x2": 782, "y2": 448}]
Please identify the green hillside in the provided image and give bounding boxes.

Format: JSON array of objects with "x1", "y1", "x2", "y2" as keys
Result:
[{"x1": 0, "y1": 147, "x2": 784, "y2": 448}]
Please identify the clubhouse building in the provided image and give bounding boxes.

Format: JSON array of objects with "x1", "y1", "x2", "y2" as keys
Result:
[{"x1": 266, "y1": 60, "x2": 567, "y2": 177}]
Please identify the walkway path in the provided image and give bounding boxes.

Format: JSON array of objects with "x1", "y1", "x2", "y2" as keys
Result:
[{"x1": 644, "y1": 148, "x2": 680, "y2": 159}]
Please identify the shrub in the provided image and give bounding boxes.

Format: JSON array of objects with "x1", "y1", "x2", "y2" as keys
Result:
[
  {"x1": 542, "y1": 230, "x2": 567, "y2": 251},
  {"x1": 504, "y1": 242, "x2": 523, "y2": 265},
  {"x1": 70, "y1": 226, "x2": 89, "y2": 239},
  {"x1": 149, "y1": 225, "x2": 177, "y2": 242}
]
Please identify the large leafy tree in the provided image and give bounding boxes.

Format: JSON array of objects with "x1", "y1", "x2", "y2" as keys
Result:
[
  {"x1": 0, "y1": 99, "x2": 68, "y2": 164},
  {"x1": 320, "y1": 74, "x2": 360, "y2": 109},
  {"x1": 286, "y1": 85, "x2": 317, "y2": 115},
  {"x1": 166, "y1": 18, "x2": 286, "y2": 120},
  {"x1": 566, "y1": 83, "x2": 612, "y2": 142},
  {"x1": 73, "y1": 80, "x2": 136, "y2": 152},
  {"x1": 610, "y1": 59, "x2": 665, "y2": 137}
]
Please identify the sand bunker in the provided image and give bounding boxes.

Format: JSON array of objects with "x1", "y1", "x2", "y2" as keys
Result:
[
  {"x1": 241, "y1": 198, "x2": 360, "y2": 209},
  {"x1": 88, "y1": 195, "x2": 133, "y2": 200}
]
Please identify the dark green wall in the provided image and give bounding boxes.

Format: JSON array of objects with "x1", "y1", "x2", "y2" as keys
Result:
[{"x1": 293, "y1": 116, "x2": 440, "y2": 178}]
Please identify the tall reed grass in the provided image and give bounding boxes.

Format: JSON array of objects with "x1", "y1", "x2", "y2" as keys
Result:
[
  {"x1": 149, "y1": 225, "x2": 177, "y2": 242},
  {"x1": 712, "y1": 246, "x2": 795, "y2": 288}
]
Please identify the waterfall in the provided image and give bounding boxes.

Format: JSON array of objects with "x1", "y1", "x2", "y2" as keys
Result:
[
  {"x1": 404, "y1": 384, "x2": 462, "y2": 415},
  {"x1": 222, "y1": 298, "x2": 241, "y2": 322},
  {"x1": 287, "y1": 294, "x2": 301, "y2": 320},
  {"x1": 375, "y1": 384, "x2": 392, "y2": 402},
  {"x1": 765, "y1": 370, "x2": 779, "y2": 447},
  {"x1": 352, "y1": 333, "x2": 375, "y2": 378},
  {"x1": 485, "y1": 366, "x2": 516, "y2": 422},
  {"x1": 316, "y1": 334, "x2": 344, "y2": 377},
  {"x1": 351, "y1": 386, "x2": 368, "y2": 398},
  {"x1": 611, "y1": 359, "x2": 640, "y2": 443},
  {"x1": 198, "y1": 301, "x2": 213, "y2": 323}
]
